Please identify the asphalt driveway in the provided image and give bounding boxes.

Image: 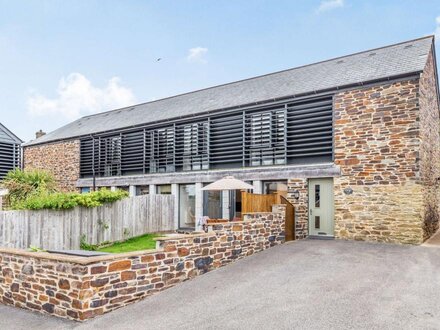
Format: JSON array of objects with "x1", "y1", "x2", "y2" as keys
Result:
[{"x1": 1, "y1": 239, "x2": 440, "y2": 329}]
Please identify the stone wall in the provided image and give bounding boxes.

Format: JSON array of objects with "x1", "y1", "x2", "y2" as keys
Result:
[
  {"x1": 287, "y1": 178, "x2": 308, "y2": 239},
  {"x1": 0, "y1": 209, "x2": 285, "y2": 321},
  {"x1": 419, "y1": 47, "x2": 440, "y2": 239},
  {"x1": 23, "y1": 140, "x2": 80, "y2": 191},
  {"x1": 333, "y1": 78, "x2": 425, "y2": 244}
]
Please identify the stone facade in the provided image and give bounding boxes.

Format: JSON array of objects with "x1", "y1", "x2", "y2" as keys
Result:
[
  {"x1": 23, "y1": 140, "x2": 80, "y2": 191},
  {"x1": 0, "y1": 210, "x2": 285, "y2": 321},
  {"x1": 419, "y1": 47, "x2": 440, "y2": 239},
  {"x1": 281, "y1": 49, "x2": 440, "y2": 245},
  {"x1": 332, "y1": 67, "x2": 439, "y2": 244},
  {"x1": 287, "y1": 178, "x2": 308, "y2": 239}
]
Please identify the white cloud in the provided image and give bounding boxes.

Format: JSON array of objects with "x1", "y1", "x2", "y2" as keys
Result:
[
  {"x1": 27, "y1": 73, "x2": 136, "y2": 119},
  {"x1": 187, "y1": 47, "x2": 208, "y2": 63},
  {"x1": 317, "y1": 0, "x2": 344, "y2": 13},
  {"x1": 436, "y1": 16, "x2": 440, "y2": 40}
]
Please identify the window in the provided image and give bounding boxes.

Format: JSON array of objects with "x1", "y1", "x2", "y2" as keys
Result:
[
  {"x1": 315, "y1": 184, "x2": 320, "y2": 208},
  {"x1": 79, "y1": 96, "x2": 333, "y2": 178},
  {"x1": 230, "y1": 182, "x2": 252, "y2": 220},
  {"x1": 203, "y1": 187, "x2": 222, "y2": 219},
  {"x1": 246, "y1": 109, "x2": 285, "y2": 166},
  {"x1": 179, "y1": 184, "x2": 196, "y2": 228},
  {"x1": 102, "y1": 136, "x2": 121, "y2": 177},
  {"x1": 315, "y1": 216, "x2": 320, "y2": 229},
  {"x1": 151, "y1": 128, "x2": 174, "y2": 173},
  {"x1": 263, "y1": 180, "x2": 288, "y2": 197},
  {"x1": 80, "y1": 187, "x2": 91, "y2": 194},
  {"x1": 136, "y1": 185, "x2": 149, "y2": 195},
  {"x1": 175, "y1": 122, "x2": 208, "y2": 171},
  {"x1": 156, "y1": 184, "x2": 172, "y2": 195}
]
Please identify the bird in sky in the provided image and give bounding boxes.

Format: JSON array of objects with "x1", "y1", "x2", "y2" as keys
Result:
[{"x1": 156, "y1": 58, "x2": 162, "y2": 62}]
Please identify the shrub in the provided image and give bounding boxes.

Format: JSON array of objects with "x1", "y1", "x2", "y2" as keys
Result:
[
  {"x1": 2, "y1": 169, "x2": 128, "y2": 211},
  {"x1": 1, "y1": 169, "x2": 58, "y2": 208},
  {"x1": 13, "y1": 188, "x2": 128, "y2": 210},
  {"x1": 80, "y1": 235, "x2": 99, "y2": 251}
]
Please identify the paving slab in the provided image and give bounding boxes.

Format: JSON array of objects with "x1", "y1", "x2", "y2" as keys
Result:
[{"x1": 1, "y1": 239, "x2": 439, "y2": 329}]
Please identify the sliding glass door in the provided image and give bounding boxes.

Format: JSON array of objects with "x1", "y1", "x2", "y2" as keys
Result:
[
  {"x1": 203, "y1": 190, "x2": 222, "y2": 219},
  {"x1": 179, "y1": 184, "x2": 196, "y2": 229}
]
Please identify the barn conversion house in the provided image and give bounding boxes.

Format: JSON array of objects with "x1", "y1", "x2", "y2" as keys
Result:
[{"x1": 23, "y1": 36, "x2": 440, "y2": 244}]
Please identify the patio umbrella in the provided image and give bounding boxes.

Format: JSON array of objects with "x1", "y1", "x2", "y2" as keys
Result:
[
  {"x1": 200, "y1": 176, "x2": 253, "y2": 224},
  {"x1": 201, "y1": 176, "x2": 254, "y2": 191}
]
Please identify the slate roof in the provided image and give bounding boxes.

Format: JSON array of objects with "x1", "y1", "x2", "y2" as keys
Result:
[
  {"x1": 25, "y1": 36, "x2": 435, "y2": 146},
  {"x1": 0, "y1": 123, "x2": 22, "y2": 144}
]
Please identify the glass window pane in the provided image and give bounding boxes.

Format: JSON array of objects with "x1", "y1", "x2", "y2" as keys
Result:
[
  {"x1": 203, "y1": 189, "x2": 222, "y2": 219},
  {"x1": 156, "y1": 185, "x2": 171, "y2": 194},
  {"x1": 263, "y1": 181, "x2": 288, "y2": 197},
  {"x1": 315, "y1": 216, "x2": 320, "y2": 229},
  {"x1": 247, "y1": 110, "x2": 286, "y2": 166},
  {"x1": 315, "y1": 185, "x2": 320, "y2": 208},
  {"x1": 136, "y1": 185, "x2": 149, "y2": 195},
  {"x1": 179, "y1": 184, "x2": 196, "y2": 228}
]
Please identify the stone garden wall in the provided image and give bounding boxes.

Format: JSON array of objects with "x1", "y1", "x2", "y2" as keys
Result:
[{"x1": 0, "y1": 207, "x2": 285, "y2": 321}]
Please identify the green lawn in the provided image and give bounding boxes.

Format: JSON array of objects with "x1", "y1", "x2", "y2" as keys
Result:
[{"x1": 97, "y1": 233, "x2": 159, "y2": 253}]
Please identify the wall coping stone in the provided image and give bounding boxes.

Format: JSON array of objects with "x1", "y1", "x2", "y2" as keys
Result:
[
  {"x1": 0, "y1": 247, "x2": 160, "y2": 265},
  {"x1": 153, "y1": 232, "x2": 214, "y2": 242}
]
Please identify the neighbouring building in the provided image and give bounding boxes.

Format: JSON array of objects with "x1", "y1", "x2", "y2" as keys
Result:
[
  {"x1": 0, "y1": 123, "x2": 22, "y2": 180},
  {"x1": 23, "y1": 36, "x2": 440, "y2": 244}
]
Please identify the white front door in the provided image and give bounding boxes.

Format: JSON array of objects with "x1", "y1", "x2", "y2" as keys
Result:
[{"x1": 308, "y1": 178, "x2": 334, "y2": 237}]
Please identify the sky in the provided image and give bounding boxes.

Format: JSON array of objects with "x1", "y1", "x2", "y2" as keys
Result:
[{"x1": 1, "y1": 0, "x2": 440, "y2": 142}]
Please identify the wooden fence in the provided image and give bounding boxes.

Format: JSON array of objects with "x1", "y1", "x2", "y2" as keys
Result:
[
  {"x1": 241, "y1": 192, "x2": 281, "y2": 214},
  {"x1": 0, "y1": 195, "x2": 175, "y2": 250}
]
